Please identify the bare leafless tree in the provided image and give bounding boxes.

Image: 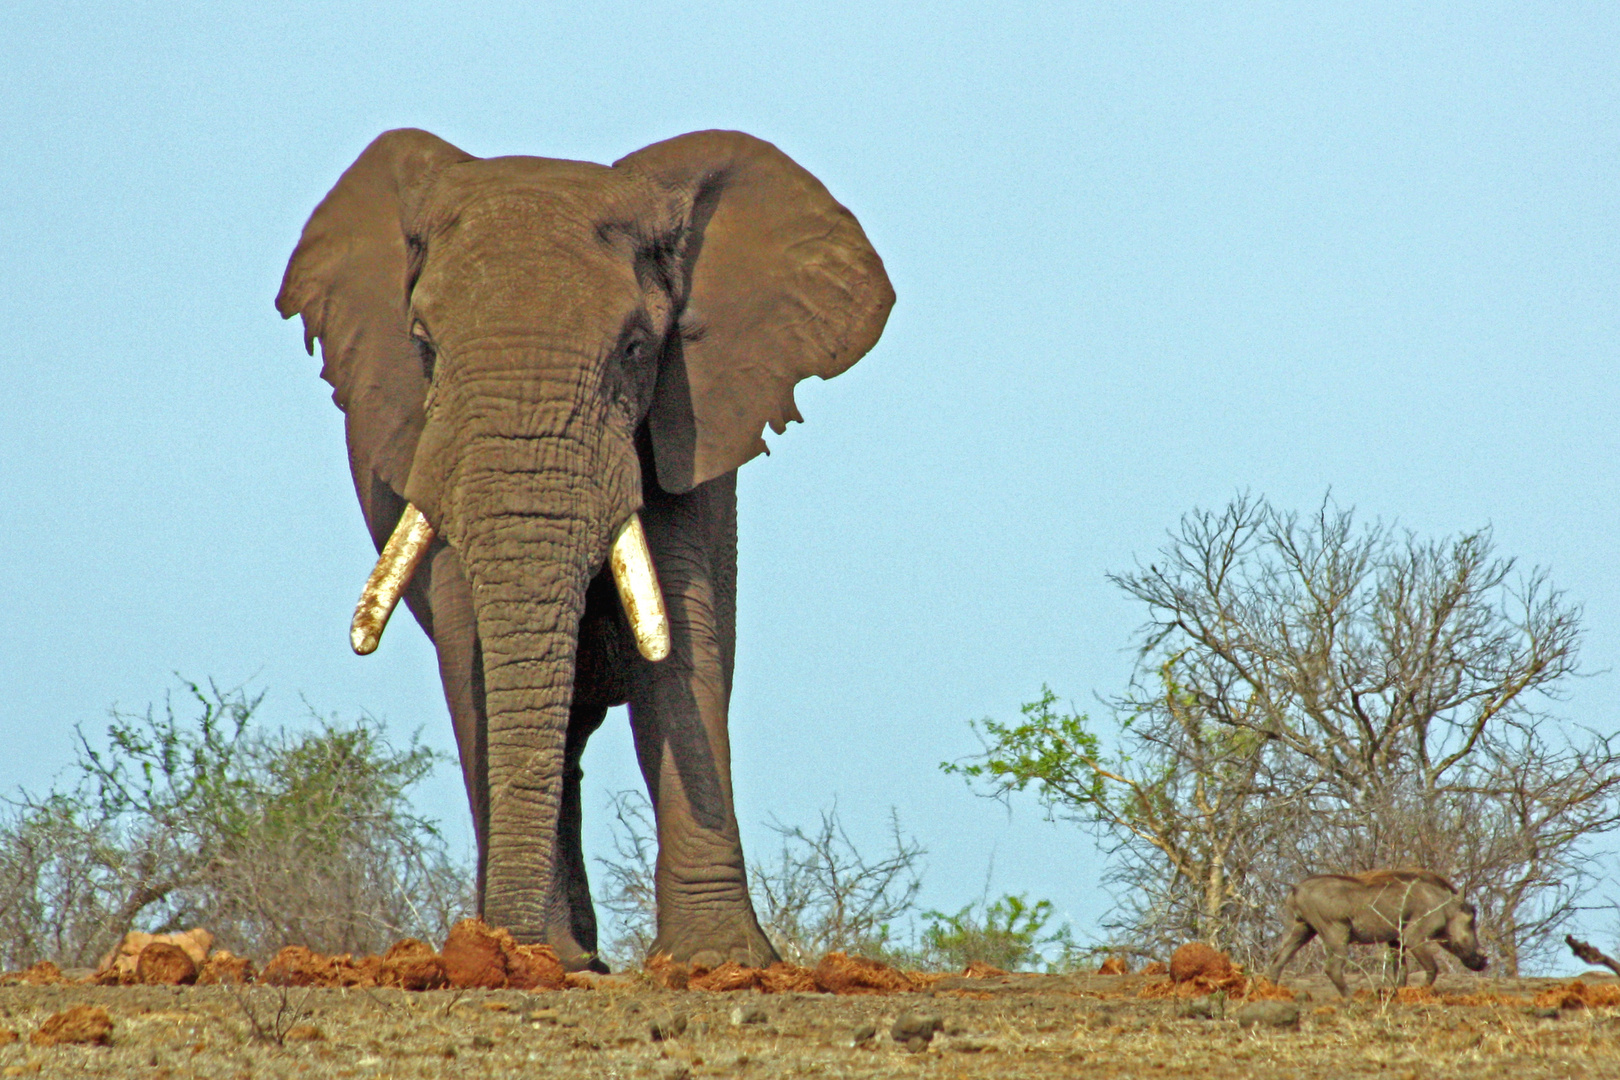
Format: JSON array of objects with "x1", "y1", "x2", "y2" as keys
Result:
[
  {"x1": 593, "y1": 792, "x2": 924, "y2": 969},
  {"x1": 592, "y1": 790, "x2": 660, "y2": 969},
  {"x1": 750, "y1": 805, "x2": 925, "y2": 965},
  {"x1": 953, "y1": 494, "x2": 1619, "y2": 973},
  {"x1": 1114, "y1": 494, "x2": 1618, "y2": 973}
]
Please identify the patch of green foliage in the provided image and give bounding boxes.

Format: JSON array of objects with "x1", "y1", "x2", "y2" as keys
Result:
[
  {"x1": 918, "y1": 891, "x2": 1080, "y2": 973},
  {"x1": 0, "y1": 679, "x2": 471, "y2": 969}
]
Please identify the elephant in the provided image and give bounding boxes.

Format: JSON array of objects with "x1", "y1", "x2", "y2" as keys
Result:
[{"x1": 276, "y1": 128, "x2": 893, "y2": 970}]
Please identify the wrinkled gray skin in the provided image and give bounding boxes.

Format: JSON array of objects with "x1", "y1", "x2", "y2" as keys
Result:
[
  {"x1": 277, "y1": 129, "x2": 893, "y2": 971},
  {"x1": 1265, "y1": 870, "x2": 1489, "y2": 997}
]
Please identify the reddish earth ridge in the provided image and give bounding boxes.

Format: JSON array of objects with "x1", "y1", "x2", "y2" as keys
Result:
[{"x1": 1, "y1": 920, "x2": 1016, "y2": 995}]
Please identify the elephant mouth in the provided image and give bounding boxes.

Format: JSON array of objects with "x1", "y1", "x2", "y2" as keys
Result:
[{"x1": 349, "y1": 503, "x2": 670, "y2": 662}]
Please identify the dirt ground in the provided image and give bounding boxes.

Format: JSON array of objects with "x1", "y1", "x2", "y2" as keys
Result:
[{"x1": 3, "y1": 970, "x2": 1620, "y2": 1078}]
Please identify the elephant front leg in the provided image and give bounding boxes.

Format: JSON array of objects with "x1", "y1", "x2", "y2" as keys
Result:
[
  {"x1": 627, "y1": 672, "x2": 776, "y2": 966},
  {"x1": 628, "y1": 677, "x2": 775, "y2": 966},
  {"x1": 626, "y1": 473, "x2": 777, "y2": 968}
]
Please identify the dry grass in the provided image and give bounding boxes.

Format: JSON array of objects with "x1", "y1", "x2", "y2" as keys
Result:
[{"x1": 2, "y1": 972, "x2": 1620, "y2": 1077}]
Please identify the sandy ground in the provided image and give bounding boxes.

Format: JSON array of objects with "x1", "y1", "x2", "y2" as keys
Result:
[{"x1": 3, "y1": 971, "x2": 1620, "y2": 1078}]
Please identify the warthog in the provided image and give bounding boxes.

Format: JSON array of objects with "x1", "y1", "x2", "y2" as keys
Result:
[{"x1": 1265, "y1": 869, "x2": 1488, "y2": 997}]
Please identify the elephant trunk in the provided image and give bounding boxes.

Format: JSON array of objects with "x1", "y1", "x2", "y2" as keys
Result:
[
  {"x1": 432, "y1": 385, "x2": 637, "y2": 942},
  {"x1": 452, "y1": 464, "x2": 606, "y2": 938}
]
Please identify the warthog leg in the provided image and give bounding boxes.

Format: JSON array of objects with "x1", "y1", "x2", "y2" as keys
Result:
[
  {"x1": 1404, "y1": 941, "x2": 1440, "y2": 986},
  {"x1": 1265, "y1": 917, "x2": 1318, "y2": 985},
  {"x1": 1319, "y1": 923, "x2": 1354, "y2": 998}
]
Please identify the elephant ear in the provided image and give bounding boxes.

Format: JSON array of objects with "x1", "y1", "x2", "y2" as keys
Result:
[
  {"x1": 275, "y1": 129, "x2": 475, "y2": 546},
  {"x1": 615, "y1": 131, "x2": 894, "y2": 494}
]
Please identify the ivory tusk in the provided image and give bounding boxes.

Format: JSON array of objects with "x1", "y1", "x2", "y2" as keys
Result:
[
  {"x1": 351, "y1": 503, "x2": 436, "y2": 655},
  {"x1": 610, "y1": 513, "x2": 671, "y2": 662}
]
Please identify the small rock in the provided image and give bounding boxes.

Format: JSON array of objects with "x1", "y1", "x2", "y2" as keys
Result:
[
  {"x1": 851, "y1": 1022, "x2": 877, "y2": 1046},
  {"x1": 31, "y1": 1005, "x2": 113, "y2": 1047},
  {"x1": 1177, "y1": 995, "x2": 1224, "y2": 1020},
  {"x1": 650, "y1": 1013, "x2": 688, "y2": 1042},
  {"x1": 891, "y1": 1011, "x2": 944, "y2": 1047},
  {"x1": 730, "y1": 1005, "x2": 769, "y2": 1026},
  {"x1": 1234, "y1": 1000, "x2": 1301, "y2": 1030}
]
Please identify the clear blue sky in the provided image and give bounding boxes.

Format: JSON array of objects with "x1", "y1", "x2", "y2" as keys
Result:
[{"x1": 3, "y1": 3, "x2": 1617, "y2": 967}]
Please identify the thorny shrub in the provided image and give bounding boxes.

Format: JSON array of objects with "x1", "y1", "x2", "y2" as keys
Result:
[
  {"x1": 594, "y1": 792, "x2": 926, "y2": 970},
  {"x1": 0, "y1": 679, "x2": 471, "y2": 968}
]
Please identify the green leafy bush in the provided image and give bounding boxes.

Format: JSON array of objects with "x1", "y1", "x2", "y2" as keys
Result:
[
  {"x1": 0, "y1": 680, "x2": 471, "y2": 969},
  {"x1": 917, "y1": 893, "x2": 1079, "y2": 972}
]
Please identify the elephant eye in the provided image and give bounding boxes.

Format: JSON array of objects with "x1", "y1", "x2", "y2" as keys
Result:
[{"x1": 411, "y1": 322, "x2": 437, "y2": 380}]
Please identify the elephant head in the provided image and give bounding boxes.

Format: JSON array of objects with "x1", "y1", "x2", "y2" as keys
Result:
[{"x1": 276, "y1": 129, "x2": 892, "y2": 965}]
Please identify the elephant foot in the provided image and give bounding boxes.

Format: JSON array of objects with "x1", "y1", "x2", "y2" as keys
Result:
[
  {"x1": 532, "y1": 923, "x2": 611, "y2": 974},
  {"x1": 651, "y1": 922, "x2": 780, "y2": 969}
]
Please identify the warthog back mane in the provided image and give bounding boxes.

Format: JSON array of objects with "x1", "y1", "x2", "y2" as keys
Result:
[{"x1": 1352, "y1": 867, "x2": 1457, "y2": 892}]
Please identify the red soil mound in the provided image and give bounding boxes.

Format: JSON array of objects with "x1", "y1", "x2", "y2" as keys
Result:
[
  {"x1": 135, "y1": 942, "x2": 197, "y2": 986},
  {"x1": 1245, "y1": 976, "x2": 1300, "y2": 1002},
  {"x1": 1140, "y1": 961, "x2": 1168, "y2": 976},
  {"x1": 761, "y1": 961, "x2": 821, "y2": 993},
  {"x1": 31, "y1": 1005, "x2": 112, "y2": 1047},
  {"x1": 1170, "y1": 942, "x2": 1232, "y2": 984},
  {"x1": 1140, "y1": 946, "x2": 1295, "y2": 1002},
  {"x1": 196, "y1": 950, "x2": 254, "y2": 985},
  {"x1": 688, "y1": 961, "x2": 763, "y2": 992},
  {"x1": 1097, "y1": 957, "x2": 1129, "y2": 975},
  {"x1": 2, "y1": 961, "x2": 71, "y2": 986},
  {"x1": 1534, "y1": 980, "x2": 1620, "y2": 1009},
  {"x1": 648, "y1": 951, "x2": 919, "y2": 995},
  {"x1": 94, "y1": 929, "x2": 214, "y2": 985},
  {"x1": 813, "y1": 951, "x2": 919, "y2": 994},
  {"x1": 438, "y1": 919, "x2": 565, "y2": 990},
  {"x1": 381, "y1": 938, "x2": 448, "y2": 991}
]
